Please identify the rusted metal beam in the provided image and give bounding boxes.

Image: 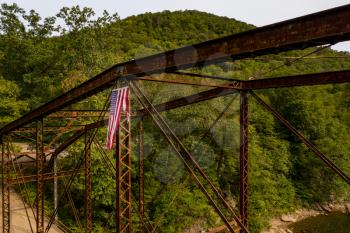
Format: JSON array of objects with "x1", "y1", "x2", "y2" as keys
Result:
[
  {"x1": 137, "y1": 119, "x2": 145, "y2": 222},
  {"x1": 84, "y1": 87, "x2": 236, "y2": 131},
  {"x1": 7, "y1": 169, "x2": 85, "y2": 185},
  {"x1": 53, "y1": 110, "x2": 107, "y2": 112},
  {"x1": 138, "y1": 71, "x2": 350, "y2": 114},
  {"x1": 116, "y1": 89, "x2": 132, "y2": 233},
  {"x1": 131, "y1": 82, "x2": 245, "y2": 232},
  {"x1": 137, "y1": 88, "x2": 235, "y2": 117},
  {"x1": 52, "y1": 130, "x2": 86, "y2": 157},
  {"x1": 171, "y1": 71, "x2": 236, "y2": 81},
  {"x1": 1, "y1": 4, "x2": 350, "y2": 134},
  {"x1": 165, "y1": 69, "x2": 350, "y2": 91},
  {"x1": 53, "y1": 155, "x2": 58, "y2": 221},
  {"x1": 2, "y1": 137, "x2": 10, "y2": 233},
  {"x1": 48, "y1": 111, "x2": 105, "y2": 118},
  {"x1": 239, "y1": 92, "x2": 249, "y2": 232},
  {"x1": 241, "y1": 70, "x2": 350, "y2": 90},
  {"x1": 84, "y1": 131, "x2": 93, "y2": 233},
  {"x1": 139, "y1": 76, "x2": 235, "y2": 88},
  {"x1": 10, "y1": 71, "x2": 350, "y2": 137},
  {"x1": 139, "y1": 70, "x2": 350, "y2": 113},
  {"x1": 45, "y1": 119, "x2": 77, "y2": 151},
  {"x1": 36, "y1": 119, "x2": 45, "y2": 233},
  {"x1": 13, "y1": 126, "x2": 84, "y2": 133},
  {"x1": 83, "y1": 69, "x2": 350, "y2": 136},
  {"x1": 250, "y1": 91, "x2": 350, "y2": 185},
  {"x1": 45, "y1": 130, "x2": 86, "y2": 172}
]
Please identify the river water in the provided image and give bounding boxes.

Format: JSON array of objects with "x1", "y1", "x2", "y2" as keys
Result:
[{"x1": 289, "y1": 212, "x2": 350, "y2": 233}]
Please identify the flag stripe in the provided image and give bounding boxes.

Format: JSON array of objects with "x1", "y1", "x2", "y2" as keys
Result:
[
  {"x1": 108, "y1": 90, "x2": 122, "y2": 146},
  {"x1": 106, "y1": 87, "x2": 129, "y2": 149},
  {"x1": 109, "y1": 89, "x2": 123, "y2": 148},
  {"x1": 110, "y1": 90, "x2": 123, "y2": 146},
  {"x1": 107, "y1": 90, "x2": 120, "y2": 148},
  {"x1": 107, "y1": 90, "x2": 117, "y2": 148}
]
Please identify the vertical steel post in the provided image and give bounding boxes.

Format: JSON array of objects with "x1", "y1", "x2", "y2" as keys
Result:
[
  {"x1": 36, "y1": 119, "x2": 45, "y2": 233},
  {"x1": 2, "y1": 136, "x2": 10, "y2": 233},
  {"x1": 53, "y1": 156, "x2": 58, "y2": 221},
  {"x1": 239, "y1": 91, "x2": 249, "y2": 232},
  {"x1": 116, "y1": 129, "x2": 121, "y2": 231},
  {"x1": 116, "y1": 88, "x2": 132, "y2": 233},
  {"x1": 138, "y1": 119, "x2": 145, "y2": 222},
  {"x1": 85, "y1": 131, "x2": 93, "y2": 233}
]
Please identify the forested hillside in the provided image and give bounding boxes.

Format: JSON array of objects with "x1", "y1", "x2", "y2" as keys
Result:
[{"x1": 0, "y1": 3, "x2": 349, "y2": 232}]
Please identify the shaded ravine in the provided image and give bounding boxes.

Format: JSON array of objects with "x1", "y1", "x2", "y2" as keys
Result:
[
  {"x1": 289, "y1": 211, "x2": 350, "y2": 233},
  {"x1": 263, "y1": 203, "x2": 350, "y2": 233}
]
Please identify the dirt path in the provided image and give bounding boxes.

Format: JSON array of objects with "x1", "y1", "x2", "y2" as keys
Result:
[{"x1": 0, "y1": 189, "x2": 63, "y2": 233}]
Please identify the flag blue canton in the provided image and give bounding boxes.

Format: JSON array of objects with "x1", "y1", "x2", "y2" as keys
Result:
[
  {"x1": 106, "y1": 87, "x2": 129, "y2": 149},
  {"x1": 110, "y1": 90, "x2": 117, "y2": 114}
]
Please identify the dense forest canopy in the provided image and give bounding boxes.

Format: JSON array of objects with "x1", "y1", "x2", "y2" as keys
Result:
[{"x1": 0, "y1": 3, "x2": 349, "y2": 232}]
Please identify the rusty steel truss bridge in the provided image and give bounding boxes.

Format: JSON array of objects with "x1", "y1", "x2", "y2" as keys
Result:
[{"x1": 1, "y1": 4, "x2": 350, "y2": 233}]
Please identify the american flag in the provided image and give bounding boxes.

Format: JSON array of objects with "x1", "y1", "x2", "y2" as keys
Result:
[{"x1": 106, "y1": 86, "x2": 129, "y2": 149}]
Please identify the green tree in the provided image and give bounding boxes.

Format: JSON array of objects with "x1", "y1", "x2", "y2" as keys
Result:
[{"x1": 0, "y1": 77, "x2": 28, "y2": 126}]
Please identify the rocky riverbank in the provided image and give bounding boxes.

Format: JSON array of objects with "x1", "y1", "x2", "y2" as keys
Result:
[{"x1": 262, "y1": 203, "x2": 350, "y2": 233}]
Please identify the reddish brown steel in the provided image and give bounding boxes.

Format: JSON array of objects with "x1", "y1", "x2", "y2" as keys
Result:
[
  {"x1": 85, "y1": 70, "x2": 350, "y2": 132},
  {"x1": 36, "y1": 119, "x2": 45, "y2": 233},
  {"x1": 171, "y1": 71, "x2": 237, "y2": 81},
  {"x1": 250, "y1": 91, "x2": 350, "y2": 185},
  {"x1": 2, "y1": 138, "x2": 10, "y2": 233},
  {"x1": 241, "y1": 70, "x2": 350, "y2": 90},
  {"x1": 137, "y1": 88, "x2": 235, "y2": 117},
  {"x1": 47, "y1": 118, "x2": 77, "y2": 150},
  {"x1": 116, "y1": 98, "x2": 132, "y2": 233},
  {"x1": 239, "y1": 92, "x2": 249, "y2": 232},
  {"x1": 13, "y1": 126, "x2": 84, "y2": 133},
  {"x1": 139, "y1": 76, "x2": 235, "y2": 88},
  {"x1": 131, "y1": 83, "x2": 246, "y2": 232},
  {"x1": 7, "y1": 169, "x2": 85, "y2": 185},
  {"x1": 85, "y1": 131, "x2": 93, "y2": 233},
  {"x1": 137, "y1": 119, "x2": 145, "y2": 220},
  {"x1": 1, "y1": 5, "x2": 350, "y2": 135},
  {"x1": 137, "y1": 69, "x2": 350, "y2": 90},
  {"x1": 1, "y1": 6, "x2": 350, "y2": 233},
  {"x1": 48, "y1": 111, "x2": 104, "y2": 118},
  {"x1": 83, "y1": 87, "x2": 235, "y2": 132},
  {"x1": 52, "y1": 130, "x2": 86, "y2": 157},
  {"x1": 138, "y1": 70, "x2": 350, "y2": 114},
  {"x1": 45, "y1": 129, "x2": 86, "y2": 172}
]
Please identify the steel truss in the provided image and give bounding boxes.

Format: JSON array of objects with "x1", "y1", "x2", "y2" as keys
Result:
[
  {"x1": 116, "y1": 88, "x2": 132, "y2": 233},
  {"x1": 1, "y1": 133, "x2": 89, "y2": 233},
  {"x1": 0, "y1": 5, "x2": 350, "y2": 233},
  {"x1": 131, "y1": 83, "x2": 247, "y2": 232},
  {"x1": 137, "y1": 119, "x2": 145, "y2": 224},
  {"x1": 2, "y1": 77, "x2": 348, "y2": 233},
  {"x1": 7, "y1": 169, "x2": 84, "y2": 185},
  {"x1": 239, "y1": 91, "x2": 249, "y2": 231},
  {"x1": 1, "y1": 5, "x2": 350, "y2": 136},
  {"x1": 250, "y1": 91, "x2": 350, "y2": 185},
  {"x1": 36, "y1": 119, "x2": 45, "y2": 233},
  {"x1": 2, "y1": 137, "x2": 10, "y2": 233},
  {"x1": 85, "y1": 131, "x2": 93, "y2": 233}
]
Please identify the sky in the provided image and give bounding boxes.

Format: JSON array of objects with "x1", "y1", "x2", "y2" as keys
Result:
[{"x1": 1, "y1": 0, "x2": 350, "y2": 51}]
